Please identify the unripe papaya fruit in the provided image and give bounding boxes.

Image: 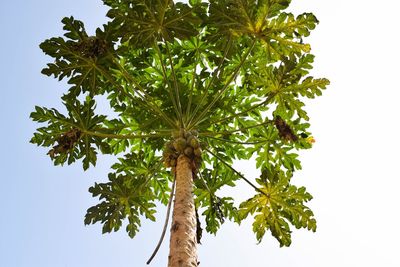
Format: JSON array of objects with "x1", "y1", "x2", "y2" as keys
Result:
[
  {"x1": 188, "y1": 136, "x2": 200, "y2": 148},
  {"x1": 172, "y1": 131, "x2": 181, "y2": 139},
  {"x1": 194, "y1": 147, "x2": 202, "y2": 157},
  {"x1": 184, "y1": 131, "x2": 192, "y2": 139},
  {"x1": 184, "y1": 146, "x2": 193, "y2": 156},
  {"x1": 173, "y1": 137, "x2": 187, "y2": 152},
  {"x1": 165, "y1": 141, "x2": 175, "y2": 150}
]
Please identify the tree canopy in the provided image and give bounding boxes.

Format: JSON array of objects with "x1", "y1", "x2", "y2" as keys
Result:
[{"x1": 31, "y1": 0, "x2": 329, "y2": 250}]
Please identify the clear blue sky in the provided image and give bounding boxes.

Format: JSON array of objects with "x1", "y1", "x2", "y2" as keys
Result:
[{"x1": 1, "y1": 1, "x2": 400, "y2": 267}]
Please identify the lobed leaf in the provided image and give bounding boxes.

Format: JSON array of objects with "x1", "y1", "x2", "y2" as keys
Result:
[
  {"x1": 239, "y1": 167, "x2": 316, "y2": 246},
  {"x1": 85, "y1": 172, "x2": 157, "y2": 238}
]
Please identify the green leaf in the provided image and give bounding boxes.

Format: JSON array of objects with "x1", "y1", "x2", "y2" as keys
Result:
[
  {"x1": 194, "y1": 167, "x2": 240, "y2": 234},
  {"x1": 105, "y1": 0, "x2": 200, "y2": 48},
  {"x1": 40, "y1": 17, "x2": 116, "y2": 98},
  {"x1": 239, "y1": 167, "x2": 316, "y2": 247},
  {"x1": 30, "y1": 98, "x2": 110, "y2": 170},
  {"x1": 61, "y1": 16, "x2": 88, "y2": 41},
  {"x1": 208, "y1": 0, "x2": 314, "y2": 57},
  {"x1": 85, "y1": 166, "x2": 159, "y2": 238}
]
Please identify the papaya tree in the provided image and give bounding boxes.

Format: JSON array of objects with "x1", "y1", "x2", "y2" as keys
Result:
[{"x1": 30, "y1": 0, "x2": 329, "y2": 266}]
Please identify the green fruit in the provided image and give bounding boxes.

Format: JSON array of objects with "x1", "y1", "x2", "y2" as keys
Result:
[
  {"x1": 194, "y1": 147, "x2": 202, "y2": 157},
  {"x1": 164, "y1": 145, "x2": 174, "y2": 155},
  {"x1": 184, "y1": 131, "x2": 192, "y2": 139},
  {"x1": 188, "y1": 136, "x2": 200, "y2": 148},
  {"x1": 172, "y1": 131, "x2": 180, "y2": 139},
  {"x1": 165, "y1": 141, "x2": 175, "y2": 150},
  {"x1": 184, "y1": 146, "x2": 193, "y2": 156},
  {"x1": 173, "y1": 137, "x2": 187, "y2": 152}
]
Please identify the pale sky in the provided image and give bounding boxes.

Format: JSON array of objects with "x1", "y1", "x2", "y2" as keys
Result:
[{"x1": 1, "y1": 0, "x2": 399, "y2": 266}]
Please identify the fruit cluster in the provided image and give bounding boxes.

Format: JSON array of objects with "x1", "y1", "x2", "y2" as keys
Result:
[
  {"x1": 48, "y1": 128, "x2": 81, "y2": 159},
  {"x1": 274, "y1": 115, "x2": 298, "y2": 142},
  {"x1": 72, "y1": 36, "x2": 108, "y2": 58},
  {"x1": 163, "y1": 130, "x2": 203, "y2": 168}
]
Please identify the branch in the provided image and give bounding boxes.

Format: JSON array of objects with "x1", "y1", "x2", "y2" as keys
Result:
[
  {"x1": 203, "y1": 135, "x2": 266, "y2": 145},
  {"x1": 153, "y1": 40, "x2": 181, "y2": 123},
  {"x1": 185, "y1": 50, "x2": 198, "y2": 121},
  {"x1": 199, "y1": 120, "x2": 273, "y2": 136},
  {"x1": 165, "y1": 39, "x2": 183, "y2": 126},
  {"x1": 83, "y1": 130, "x2": 169, "y2": 140},
  {"x1": 187, "y1": 36, "x2": 233, "y2": 127},
  {"x1": 107, "y1": 52, "x2": 177, "y2": 128},
  {"x1": 207, "y1": 92, "x2": 276, "y2": 125},
  {"x1": 190, "y1": 39, "x2": 257, "y2": 128},
  {"x1": 146, "y1": 176, "x2": 176, "y2": 265},
  {"x1": 205, "y1": 148, "x2": 269, "y2": 198}
]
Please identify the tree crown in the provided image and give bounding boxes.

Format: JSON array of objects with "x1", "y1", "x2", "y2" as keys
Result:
[{"x1": 31, "y1": 0, "x2": 329, "y2": 247}]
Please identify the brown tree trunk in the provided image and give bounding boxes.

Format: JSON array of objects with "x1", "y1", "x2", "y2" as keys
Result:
[{"x1": 168, "y1": 155, "x2": 198, "y2": 267}]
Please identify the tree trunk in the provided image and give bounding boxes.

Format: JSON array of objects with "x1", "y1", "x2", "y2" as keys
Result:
[{"x1": 168, "y1": 155, "x2": 198, "y2": 267}]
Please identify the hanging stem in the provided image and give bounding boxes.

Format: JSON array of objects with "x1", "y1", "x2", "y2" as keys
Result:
[{"x1": 146, "y1": 176, "x2": 176, "y2": 265}]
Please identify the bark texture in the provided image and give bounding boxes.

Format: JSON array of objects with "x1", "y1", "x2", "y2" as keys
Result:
[{"x1": 168, "y1": 155, "x2": 198, "y2": 267}]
